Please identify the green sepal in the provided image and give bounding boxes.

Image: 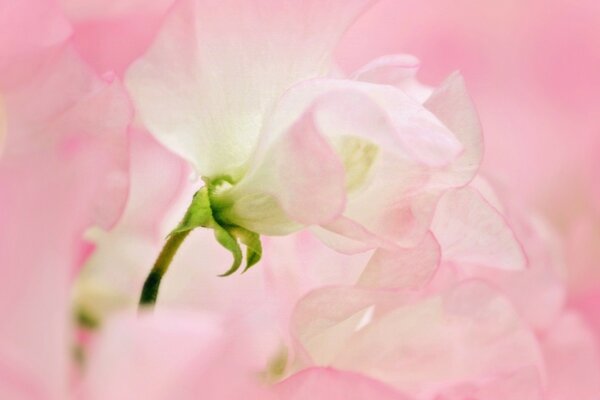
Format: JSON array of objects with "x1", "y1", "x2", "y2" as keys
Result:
[
  {"x1": 214, "y1": 224, "x2": 243, "y2": 277},
  {"x1": 229, "y1": 227, "x2": 263, "y2": 272},
  {"x1": 168, "y1": 186, "x2": 261, "y2": 276}
]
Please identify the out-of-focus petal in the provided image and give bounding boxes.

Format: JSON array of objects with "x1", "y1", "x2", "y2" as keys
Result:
[
  {"x1": 292, "y1": 281, "x2": 544, "y2": 397},
  {"x1": 435, "y1": 368, "x2": 543, "y2": 400},
  {"x1": 0, "y1": 47, "x2": 132, "y2": 398},
  {"x1": 291, "y1": 286, "x2": 400, "y2": 366},
  {"x1": 431, "y1": 186, "x2": 526, "y2": 270},
  {"x1": 276, "y1": 367, "x2": 412, "y2": 400},
  {"x1": 84, "y1": 312, "x2": 276, "y2": 400},
  {"x1": 62, "y1": 0, "x2": 174, "y2": 20},
  {"x1": 541, "y1": 313, "x2": 600, "y2": 400},
  {"x1": 118, "y1": 129, "x2": 188, "y2": 236},
  {"x1": 0, "y1": 0, "x2": 72, "y2": 89},
  {"x1": 126, "y1": 0, "x2": 375, "y2": 177},
  {"x1": 458, "y1": 206, "x2": 567, "y2": 331},
  {"x1": 0, "y1": 95, "x2": 5, "y2": 155},
  {"x1": 3, "y1": 49, "x2": 133, "y2": 229},
  {"x1": 64, "y1": 0, "x2": 175, "y2": 77},
  {"x1": 570, "y1": 286, "x2": 600, "y2": 345}
]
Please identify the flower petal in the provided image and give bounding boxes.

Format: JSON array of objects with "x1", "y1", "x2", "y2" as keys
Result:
[
  {"x1": 216, "y1": 109, "x2": 347, "y2": 235},
  {"x1": 225, "y1": 79, "x2": 462, "y2": 237},
  {"x1": 84, "y1": 312, "x2": 277, "y2": 400},
  {"x1": 0, "y1": 94, "x2": 5, "y2": 155},
  {"x1": 431, "y1": 186, "x2": 527, "y2": 270},
  {"x1": 424, "y1": 72, "x2": 484, "y2": 188},
  {"x1": 66, "y1": 0, "x2": 175, "y2": 77},
  {"x1": 260, "y1": 79, "x2": 462, "y2": 167},
  {"x1": 357, "y1": 232, "x2": 440, "y2": 290},
  {"x1": 353, "y1": 54, "x2": 433, "y2": 103},
  {"x1": 263, "y1": 113, "x2": 348, "y2": 227},
  {"x1": 292, "y1": 282, "x2": 544, "y2": 397},
  {"x1": 125, "y1": 0, "x2": 375, "y2": 177},
  {"x1": 276, "y1": 367, "x2": 411, "y2": 400},
  {"x1": 0, "y1": 0, "x2": 72, "y2": 89},
  {"x1": 0, "y1": 47, "x2": 132, "y2": 398},
  {"x1": 541, "y1": 313, "x2": 600, "y2": 400}
]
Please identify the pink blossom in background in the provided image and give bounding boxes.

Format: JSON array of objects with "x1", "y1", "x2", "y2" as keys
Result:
[{"x1": 0, "y1": 1, "x2": 599, "y2": 399}]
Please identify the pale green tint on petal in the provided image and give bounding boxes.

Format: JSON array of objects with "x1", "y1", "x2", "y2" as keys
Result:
[
  {"x1": 125, "y1": 0, "x2": 375, "y2": 178},
  {"x1": 215, "y1": 108, "x2": 347, "y2": 236},
  {"x1": 216, "y1": 192, "x2": 304, "y2": 236},
  {"x1": 334, "y1": 135, "x2": 379, "y2": 192}
]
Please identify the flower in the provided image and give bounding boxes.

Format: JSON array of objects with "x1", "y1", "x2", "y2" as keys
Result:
[
  {"x1": 2, "y1": 1, "x2": 599, "y2": 399},
  {"x1": 125, "y1": 0, "x2": 485, "y2": 268}
]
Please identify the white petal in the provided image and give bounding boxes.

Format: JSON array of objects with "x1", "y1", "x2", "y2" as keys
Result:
[
  {"x1": 425, "y1": 72, "x2": 484, "y2": 188},
  {"x1": 353, "y1": 54, "x2": 433, "y2": 103},
  {"x1": 222, "y1": 79, "x2": 461, "y2": 236},
  {"x1": 216, "y1": 109, "x2": 347, "y2": 235},
  {"x1": 126, "y1": 0, "x2": 375, "y2": 177}
]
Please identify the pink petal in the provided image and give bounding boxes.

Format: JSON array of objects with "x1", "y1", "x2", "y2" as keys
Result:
[
  {"x1": 358, "y1": 232, "x2": 441, "y2": 290},
  {"x1": 0, "y1": 47, "x2": 132, "y2": 398},
  {"x1": 65, "y1": 0, "x2": 175, "y2": 77},
  {"x1": 84, "y1": 312, "x2": 275, "y2": 400},
  {"x1": 457, "y1": 205, "x2": 567, "y2": 331},
  {"x1": 435, "y1": 368, "x2": 544, "y2": 400},
  {"x1": 0, "y1": 0, "x2": 72, "y2": 88},
  {"x1": 292, "y1": 282, "x2": 544, "y2": 397},
  {"x1": 541, "y1": 313, "x2": 600, "y2": 400},
  {"x1": 270, "y1": 112, "x2": 347, "y2": 227},
  {"x1": 118, "y1": 128, "x2": 188, "y2": 236}
]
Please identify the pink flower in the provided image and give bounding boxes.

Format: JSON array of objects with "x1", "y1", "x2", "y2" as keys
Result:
[{"x1": 1, "y1": 1, "x2": 598, "y2": 400}]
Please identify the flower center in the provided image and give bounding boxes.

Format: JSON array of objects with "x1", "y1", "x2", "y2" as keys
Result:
[{"x1": 335, "y1": 135, "x2": 379, "y2": 192}]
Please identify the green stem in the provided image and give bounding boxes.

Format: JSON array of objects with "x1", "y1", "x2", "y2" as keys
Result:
[{"x1": 139, "y1": 230, "x2": 191, "y2": 309}]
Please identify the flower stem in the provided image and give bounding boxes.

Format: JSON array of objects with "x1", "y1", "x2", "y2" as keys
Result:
[{"x1": 139, "y1": 230, "x2": 191, "y2": 309}]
